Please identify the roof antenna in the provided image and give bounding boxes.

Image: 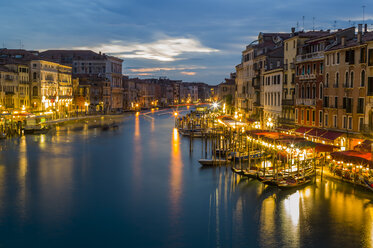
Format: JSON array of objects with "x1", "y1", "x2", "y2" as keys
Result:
[
  {"x1": 302, "y1": 16, "x2": 305, "y2": 31},
  {"x1": 333, "y1": 20, "x2": 337, "y2": 30},
  {"x1": 362, "y1": 5, "x2": 366, "y2": 26},
  {"x1": 313, "y1": 17, "x2": 316, "y2": 31},
  {"x1": 296, "y1": 21, "x2": 299, "y2": 31}
]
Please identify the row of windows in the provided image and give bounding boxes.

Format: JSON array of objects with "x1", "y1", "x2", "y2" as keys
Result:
[
  {"x1": 264, "y1": 75, "x2": 281, "y2": 85},
  {"x1": 325, "y1": 70, "x2": 365, "y2": 88},
  {"x1": 264, "y1": 92, "x2": 281, "y2": 106},
  {"x1": 296, "y1": 63, "x2": 324, "y2": 75},
  {"x1": 295, "y1": 108, "x2": 365, "y2": 131},
  {"x1": 295, "y1": 83, "x2": 323, "y2": 99},
  {"x1": 326, "y1": 48, "x2": 367, "y2": 66}
]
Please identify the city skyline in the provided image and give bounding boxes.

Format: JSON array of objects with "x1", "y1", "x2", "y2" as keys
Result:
[{"x1": 1, "y1": 0, "x2": 373, "y2": 84}]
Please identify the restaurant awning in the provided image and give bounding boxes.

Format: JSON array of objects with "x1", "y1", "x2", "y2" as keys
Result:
[
  {"x1": 295, "y1": 126, "x2": 313, "y2": 134},
  {"x1": 307, "y1": 128, "x2": 327, "y2": 137},
  {"x1": 320, "y1": 131, "x2": 343, "y2": 141},
  {"x1": 331, "y1": 150, "x2": 373, "y2": 168},
  {"x1": 315, "y1": 143, "x2": 337, "y2": 153}
]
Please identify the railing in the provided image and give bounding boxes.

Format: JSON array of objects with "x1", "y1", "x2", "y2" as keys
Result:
[
  {"x1": 299, "y1": 74, "x2": 317, "y2": 80},
  {"x1": 278, "y1": 117, "x2": 295, "y2": 125},
  {"x1": 282, "y1": 99, "x2": 294, "y2": 106},
  {"x1": 295, "y1": 98, "x2": 315, "y2": 106},
  {"x1": 296, "y1": 51, "x2": 324, "y2": 63}
]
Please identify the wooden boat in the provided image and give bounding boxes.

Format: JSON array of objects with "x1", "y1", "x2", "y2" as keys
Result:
[
  {"x1": 231, "y1": 167, "x2": 245, "y2": 175},
  {"x1": 24, "y1": 125, "x2": 50, "y2": 134},
  {"x1": 102, "y1": 124, "x2": 110, "y2": 131},
  {"x1": 0, "y1": 132, "x2": 6, "y2": 139},
  {"x1": 363, "y1": 179, "x2": 373, "y2": 192},
  {"x1": 277, "y1": 178, "x2": 313, "y2": 190},
  {"x1": 198, "y1": 158, "x2": 227, "y2": 166},
  {"x1": 242, "y1": 169, "x2": 258, "y2": 179},
  {"x1": 71, "y1": 126, "x2": 84, "y2": 131}
]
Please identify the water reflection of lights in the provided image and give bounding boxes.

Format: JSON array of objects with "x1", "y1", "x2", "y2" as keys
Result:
[
  {"x1": 284, "y1": 191, "x2": 300, "y2": 226},
  {"x1": 170, "y1": 128, "x2": 183, "y2": 227},
  {"x1": 18, "y1": 136, "x2": 28, "y2": 219}
]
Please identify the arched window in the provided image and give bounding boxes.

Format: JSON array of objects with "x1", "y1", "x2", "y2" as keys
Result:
[
  {"x1": 278, "y1": 92, "x2": 280, "y2": 105},
  {"x1": 301, "y1": 85, "x2": 305, "y2": 98},
  {"x1": 312, "y1": 83, "x2": 316, "y2": 99},
  {"x1": 326, "y1": 73, "x2": 329, "y2": 87},
  {"x1": 319, "y1": 83, "x2": 323, "y2": 99},
  {"x1": 295, "y1": 84, "x2": 299, "y2": 98},
  {"x1": 345, "y1": 71, "x2": 349, "y2": 87},
  {"x1": 361, "y1": 70, "x2": 365, "y2": 87},
  {"x1": 306, "y1": 83, "x2": 310, "y2": 99},
  {"x1": 350, "y1": 71, "x2": 354, "y2": 88},
  {"x1": 336, "y1": 72, "x2": 339, "y2": 87},
  {"x1": 32, "y1": 86, "x2": 38, "y2": 96}
]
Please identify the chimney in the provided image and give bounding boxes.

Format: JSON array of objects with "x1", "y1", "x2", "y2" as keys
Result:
[
  {"x1": 365, "y1": 23, "x2": 368, "y2": 33},
  {"x1": 358, "y1": 24, "x2": 362, "y2": 43},
  {"x1": 291, "y1": 27, "x2": 295, "y2": 34},
  {"x1": 341, "y1": 36, "x2": 346, "y2": 46},
  {"x1": 99, "y1": 51, "x2": 101, "y2": 55}
]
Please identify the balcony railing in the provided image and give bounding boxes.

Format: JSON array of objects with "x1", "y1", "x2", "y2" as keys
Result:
[
  {"x1": 295, "y1": 98, "x2": 315, "y2": 106},
  {"x1": 282, "y1": 99, "x2": 294, "y2": 106},
  {"x1": 296, "y1": 52, "x2": 324, "y2": 63},
  {"x1": 299, "y1": 74, "x2": 317, "y2": 80}
]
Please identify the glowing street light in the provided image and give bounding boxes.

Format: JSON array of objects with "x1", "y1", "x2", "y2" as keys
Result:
[{"x1": 212, "y1": 102, "x2": 219, "y2": 109}]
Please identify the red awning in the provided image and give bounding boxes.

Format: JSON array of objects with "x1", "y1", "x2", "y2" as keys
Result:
[
  {"x1": 320, "y1": 131, "x2": 343, "y2": 141},
  {"x1": 295, "y1": 126, "x2": 313, "y2": 134},
  {"x1": 307, "y1": 128, "x2": 327, "y2": 137},
  {"x1": 331, "y1": 150, "x2": 373, "y2": 167},
  {"x1": 315, "y1": 143, "x2": 337, "y2": 153}
]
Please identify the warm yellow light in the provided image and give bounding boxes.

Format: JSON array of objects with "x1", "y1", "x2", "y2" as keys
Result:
[{"x1": 174, "y1": 112, "x2": 178, "y2": 117}]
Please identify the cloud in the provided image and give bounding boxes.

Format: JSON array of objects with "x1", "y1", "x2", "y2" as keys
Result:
[
  {"x1": 128, "y1": 66, "x2": 205, "y2": 73},
  {"x1": 137, "y1": 73, "x2": 152, "y2": 76},
  {"x1": 74, "y1": 38, "x2": 219, "y2": 62},
  {"x1": 180, "y1": 71, "x2": 196, "y2": 76}
]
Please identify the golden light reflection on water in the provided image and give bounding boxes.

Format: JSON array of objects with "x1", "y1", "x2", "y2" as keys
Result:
[
  {"x1": 132, "y1": 116, "x2": 142, "y2": 190},
  {"x1": 17, "y1": 136, "x2": 28, "y2": 219},
  {"x1": 170, "y1": 128, "x2": 183, "y2": 225},
  {"x1": 256, "y1": 179, "x2": 373, "y2": 247}
]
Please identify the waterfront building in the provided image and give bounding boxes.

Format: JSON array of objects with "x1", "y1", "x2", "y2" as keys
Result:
[
  {"x1": 281, "y1": 28, "x2": 330, "y2": 127},
  {"x1": 235, "y1": 32, "x2": 290, "y2": 124},
  {"x1": 323, "y1": 25, "x2": 372, "y2": 148},
  {"x1": 263, "y1": 67, "x2": 283, "y2": 127},
  {"x1": 2, "y1": 63, "x2": 30, "y2": 111},
  {"x1": 217, "y1": 73, "x2": 235, "y2": 108},
  {"x1": 30, "y1": 60, "x2": 73, "y2": 113},
  {"x1": 39, "y1": 50, "x2": 124, "y2": 112},
  {"x1": 0, "y1": 65, "x2": 19, "y2": 110},
  {"x1": 364, "y1": 28, "x2": 373, "y2": 136},
  {"x1": 294, "y1": 28, "x2": 355, "y2": 130}
]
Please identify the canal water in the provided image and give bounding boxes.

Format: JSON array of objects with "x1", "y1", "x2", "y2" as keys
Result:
[{"x1": 0, "y1": 109, "x2": 372, "y2": 248}]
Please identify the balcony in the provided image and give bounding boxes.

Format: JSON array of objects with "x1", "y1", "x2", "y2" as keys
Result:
[
  {"x1": 296, "y1": 51, "x2": 324, "y2": 63},
  {"x1": 299, "y1": 74, "x2": 316, "y2": 80},
  {"x1": 295, "y1": 98, "x2": 315, "y2": 106},
  {"x1": 282, "y1": 99, "x2": 294, "y2": 106}
]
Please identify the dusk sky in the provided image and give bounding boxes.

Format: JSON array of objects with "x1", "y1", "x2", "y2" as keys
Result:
[{"x1": 1, "y1": 0, "x2": 372, "y2": 84}]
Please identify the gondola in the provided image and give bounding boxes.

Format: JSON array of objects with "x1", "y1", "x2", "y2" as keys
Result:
[
  {"x1": 277, "y1": 177, "x2": 313, "y2": 190},
  {"x1": 198, "y1": 158, "x2": 227, "y2": 166}
]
